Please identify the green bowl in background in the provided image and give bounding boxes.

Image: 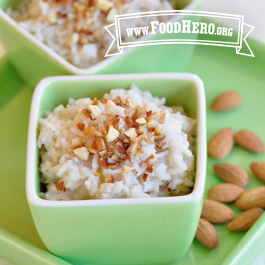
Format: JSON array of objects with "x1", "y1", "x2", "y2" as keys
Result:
[
  {"x1": 26, "y1": 73, "x2": 206, "y2": 264},
  {"x1": 0, "y1": 0, "x2": 201, "y2": 87}
]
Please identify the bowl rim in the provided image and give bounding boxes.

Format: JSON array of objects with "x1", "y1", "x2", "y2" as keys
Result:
[
  {"x1": 26, "y1": 73, "x2": 206, "y2": 207},
  {"x1": 0, "y1": 0, "x2": 200, "y2": 74}
]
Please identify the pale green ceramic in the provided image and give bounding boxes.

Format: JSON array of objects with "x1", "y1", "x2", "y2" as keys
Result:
[
  {"x1": 0, "y1": 0, "x2": 201, "y2": 87},
  {"x1": 26, "y1": 74, "x2": 206, "y2": 265}
]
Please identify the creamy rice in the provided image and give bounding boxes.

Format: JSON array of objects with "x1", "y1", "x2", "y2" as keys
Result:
[
  {"x1": 38, "y1": 85, "x2": 196, "y2": 200},
  {"x1": 8, "y1": 0, "x2": 176, "y2": 68}
]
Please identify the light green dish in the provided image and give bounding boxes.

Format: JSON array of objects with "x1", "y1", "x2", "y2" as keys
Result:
[
  {"x1": 0, "y1": 38, "x2": 265, "y2": 265},
  {"x1": 26, "y1": 73, "x2": 206, "y2": 265},
  {"x1": 0, "y1": 0, "x2": 200, "y2": 87}
]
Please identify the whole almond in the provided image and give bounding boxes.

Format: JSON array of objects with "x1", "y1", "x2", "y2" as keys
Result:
[
  {"x1": 208, "y1": 183, "x2": 245, "y2": 203},
  {"x1": 235, "y1": 187, "x2": 265, "y2": 210},
  {"x1": 211, "y1": 91, "x2": 242, "y2": 111},
  {"x1": 234, "y1": 130, "x2": 264, "y2": 153},
  {"x1": 228, "y1": 208, "x2": 264, "y2": 232},
  {"x1": 208, "y1": 128, "x2": 234, "y2": 159},
  {"x1": 196, "y1": 218, "x2": 218, "y2": 249},
  {"x1": 201, "y1": 199, "x2": 235, "y2": 223},
  {"x1": 214, "y1": 163, "x2": 249, "y2": 187},
  {"x1": 250, "y1": 162, "x2": 265, "y2": 183}
]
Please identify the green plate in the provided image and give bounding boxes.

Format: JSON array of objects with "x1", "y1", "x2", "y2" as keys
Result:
[{"x1": 0, "y1": 37, "x2": 265, "y2": 264}]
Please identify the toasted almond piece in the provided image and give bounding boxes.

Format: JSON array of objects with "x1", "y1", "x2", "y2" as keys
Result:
[
  {"x1": 76, "y1": 123, "x2": 85, "y2": 131},
  {"x1": 228, "y1": 208, "x2": 264, "y2": 232},
  {"x1": 105, "y1": 99, "x2": 116, "y2": 108},
  {"x1": 136, "y1": 118, "x2": 146, "y2": 125},
  {"x1": 250, "y1": 162, "x2": 265, "y2": 183},
  {"x1": 235, "y1": 187, "x2": 265, "y2": 210},
  {"x1": 154, "y1": 124, "x2": 162, "y2": 135},
  {"x1": 214, "y1": 163, "x2": 249, "y2": 187},
  {"x1": 159, "y1": 112, "x2": 165, "y2": 123},
  {"x1": 124, "y1": 128, "x2": 137, "y2": 140},
  {"x1": 122, "y1": 165, "x2": 134, "y2": 174},
  {"x1": 72, "y1": 137, "x2": 82, "y2": 148},
  {"x1": 134, "y1": 106, "x2": 146, "y2": 118},
  {"x1": 106, "y1": 7, "x2": 118, "y2": 23},
  {"x1": 211, "y1": 91, "x2": 242, "y2": 111},
  {"x1": 73, "y1": 146, "x2": 89, "y2": 161},
  {"x1": 143, "y1": 173, "x2": 149, "y2": 182},
  {"x1": 208, "y1": 183, "x2": 245, "y2": 203},
  {"x1": 56, "y1": 181, "x2": 66, "y2": 192},
  {"x1": 106, "y1": 125, "x2": 119, "y2": 142},
  {"x1": 81, "y1": 108, "x2": 96, "y2": 120},
  {"x1": 84, "y1": 125, "x2": 96, "y2": 139},
  {"x1": 195, "y1": 218, "x2": 218, "y2": 249},
  {"x1": 47, "y1": 13, "x2": 57, "y2": 23},
  {"x1": 208, "y1": 128, "x2": 234, "y2": 159},
  {"x1": 201, "y1": 199, "x2": 235, "y2": 223},
  {"x1": 94, "y1": 126, "x2": 106, "y2": 137},
  {"x1": 146, "y1": 112, "x2": 160, "y2": 122},
  {"x1": 97, "y1": 0, "x2": 113, "y2": 11},
  {"x1": 89, "y1": 137, "x2": 106, "y2": 153},
  {"x1": 154, "y1": 134, "x2": 165, "y2": 142},
  {"x1": 105, "y1": 175, "x2": 114, "y2": 183},
  {"x1": 234, "y1": 130, "x2": 264, "y2": 153},
  {"x1": 117, "y1": 145, "x2": 127, "y2": 154},
  {"x1": 145, "y1": 154, "x2": 155, "y2": 163},
  {"x1": 94, "y1": 170, "x2": 101, "y2": 177},
  {"x1": 88, "y1": 105, "x2": 101, "y2": 117}
]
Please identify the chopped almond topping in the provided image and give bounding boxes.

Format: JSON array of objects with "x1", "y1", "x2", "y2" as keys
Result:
[
  {"x1": 81, "y1": 108, "x2": 96, "y2": 120},
  {"x1": 146, "y1": 166, "x2": 153, "y2": 173},
  {"x1": 105, "y1": 114, "x2": 115, "y2": 120},
  {"x1": 136, "y1": 117, "x2": 146, "y2": 125},
  {"x1": 145, "y1": 154, "x2": 155, "y2": 163},
  {"x1": 94, "y1": 126, "x2": 106, "y2": 137},
  {"x1": 134, "y1": 105, "x2": 146, "y2": 118},
  {"x1": 154, "y1": 134, "x2": 165, "y2": 142},
  {"x1": 125, "y1": 116, "x2": 133, "y2": 126},
  {"x1": 122, "y1": 165, "x2": 134, "y2": 174},
  {"x1": 139, "y1": 139, "x2": 146, "y2": 146},
  {"x1": 114, "y1": 96, "x2": 122, "y2": 105},
  {"x1": 100, "y1": 98, "x2": 107, "y2": 104},
  {"x1": 128, "y1": 109, "x2": 137, "y2": 118},
  {"x1": 137, "y1": 128, "x2": 145, "y2": 135},
  {"x1": 147, "y1": 110, "x2": 152, "y2": 116},
  {"x1": 106, "y1": 125, "x2": 120, "y2": 142},
  {"x1": 155, "y1": 146, "x2": 168, "y2": 153},
  {"x1": 151, "y1": 162, "x2": 157, "y2": 167},
  {"x1": 159, "y1": 112, "x2": 166, "y2": 123},
  {"x1": 143, "y1": 173, "x2": 149, "y2": 182},
  {"x1": 72, "y1": 137, "x2": 82, "y2": 148},
  {"x1": 124, "y1": 128, "x2": 137, "y2": 140},
  {"x1": 117, "y1": 145, "x2": 127, "y2": 154},
  {"x1": 108, "y1": 163, "x2": 118, "y2": 169},
  {"x1": 88, "y1": 137, "x2": 106, "y2": 153},
  {"x1": 154, "y1": 124, "x2": 161, "y2": 135},
  {"x1": 105, "y1": 175, "x2": 114, "y2": 183},
  {"x1": 156, "y1": 141, "x2": 166, "y2": 149},
  {"x1": 92, "y1": 97, "x2": 99, "y2": 105},
  {"x1": 103, "y1": 152, "x2": 113, "y2": 159},
  {"x1": 88, "y1": 105, "x2": 101, "y2": 117},
  {"x1": 56, "y1": 181, "x2": 66, "y2": 192},
  {"x1": 73, "y1": 146, "x2": 89, "y2": 160},
  {"x1": 94, "y1": 170, "x2": 101, "y2": 176},
  {"x1": 105, "y1": 99, "x2": 116, "y2": 108},
  {"x1": 111, "y1": 117, "x2": 120, "y2": 128},
  {"x1": 109, "y1": 146, "x2": 114, "y2": 151},
  {"x1": 146, "y1": 112, "x2": 160, "y2": 122},
  {"x1": 99, "y1": 158, "x2": 109, "y2": 167},
  {"x1": 76, "y1": 123, "x2": 85, "y2": 131},
  {"x1": 84, "y1": 125, "x2": 96, "y2": 139},
  {"x1": 123, "y1": 138, "x2": 130, "y2": 144}
]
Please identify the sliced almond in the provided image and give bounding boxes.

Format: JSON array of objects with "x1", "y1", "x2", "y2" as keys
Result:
[
  {"x1": 208, "y1": 128, "x2": 234, "y2": 159},
  {"x1": 214, "y1": 163, "x2": 249, "y2": 187},
  {"x1": 211, "y1": 91, "x2": 242, "y2": 111},
  {"x1": 250, "y1": 162, "x2": 265, "y2": 183},
  {"x1": 106, "y1": 125, "x2": 119, "y2": 142},
  {"x1": 195, "y1": 218, "x2": 218, "y2": 249},
  {"x1": 201, "y1": 199, "x2": 235, "y2": 224},
  {"x1": 154, "y1": 124, "x2": 162, "y2": 135},
  {"x1": 234, "y1": 130, "x2": 264, "y2": 153},
  {"x1": 73, "y1": 146, "x2": 89, "y2": 161},
  {"x1": 154, "y1": 134, "x2": 165, "y2": 142},
  {"x1": 136, "y1": 118, "x2": 146, "y2": 125},
  {"x1": 228, "y1": 208, "x2": 264, "y2": 232},
  {"x1": 208, "y1": 183, "x2": 245, "y2": 203},
  {"x1": 235, "y1": 187, "x2": 265, "y2": 210},
  {"x1": 88, "y1": 137, "x2": 106, "y2": 153}
]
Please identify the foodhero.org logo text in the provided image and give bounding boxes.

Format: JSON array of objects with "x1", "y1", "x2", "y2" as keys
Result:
[
  {"x1": 126, "y1": 20, "x2": 233, "y2": 38},
  {"x1": 105, "y1": 11, "x2": 254, "y2": 57}
]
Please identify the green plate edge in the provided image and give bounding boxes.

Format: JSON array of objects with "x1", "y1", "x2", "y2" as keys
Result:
[{"x1": 0, "y1": 39, "x2": 265, "y2": 265}]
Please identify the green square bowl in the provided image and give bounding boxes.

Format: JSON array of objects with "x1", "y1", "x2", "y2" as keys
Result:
[
  {"x1": 26, "y1": 73, "x2": 206, "y2": 264},
  {"x1": 0, "y1": 0, "x2": 201, "y2": 87}
]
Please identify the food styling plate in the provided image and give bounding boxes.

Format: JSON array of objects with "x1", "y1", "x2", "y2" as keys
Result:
[{"x1": 0, "y1": 35, "x2": 265, "y2": 264}]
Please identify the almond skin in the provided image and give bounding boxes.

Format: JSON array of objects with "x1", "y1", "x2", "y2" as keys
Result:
[
  {"x1": 250, "y1": 162, "x2": 265, "y2": 183},
  {"x1": 208, "y1": 183, "x2": 245, "y2": 203},
  {"x1": 201, "y1": 199, "x2": 235, "y2": 224},
  {"x1": 234, "y1": 130, "x2": 264, "y2": 153},
  {"x1": 228, "y1": 208, "x2": 264, "y2": 232},
  {"x1": 196, "y1": 218, "x2": 218, "y2": 249},
  {"x1": 214, "y1": 163, "x2": 249, "y2": 187},
  {"x1": 211, "y1": 91, "x2": 242, "y2": 111},
  {"x1": 208, "y1": 128, "x2": 234, "y2": 159},
  {"x1": 235, "y1": 187, "x2": 265, "y2": 210}
]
